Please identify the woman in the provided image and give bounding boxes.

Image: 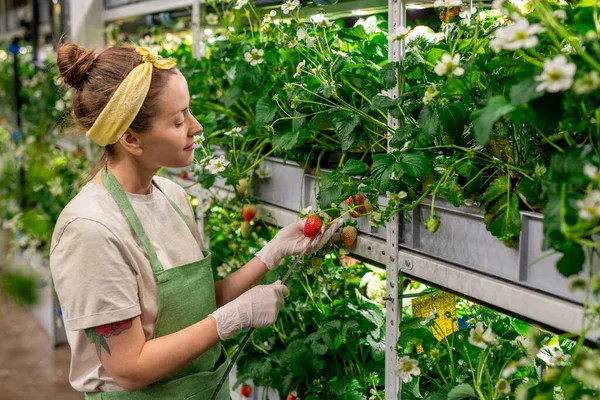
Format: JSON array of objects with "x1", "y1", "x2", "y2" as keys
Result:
[{"x1": 50, "y1": 43, "x2": 341, "y2": 399}]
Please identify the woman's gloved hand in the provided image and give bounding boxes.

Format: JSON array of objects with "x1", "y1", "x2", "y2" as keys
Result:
[
  {"x1": 255, "y1": 218, "x2": 343, "y2": 270},
  {"x1": 209, "y1": 281, "x2": 290, "y2": 340}
]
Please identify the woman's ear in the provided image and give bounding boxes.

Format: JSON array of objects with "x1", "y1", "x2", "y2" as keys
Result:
[{"x1": 118, "y1": 129, "x2": 144, "y2": 156}]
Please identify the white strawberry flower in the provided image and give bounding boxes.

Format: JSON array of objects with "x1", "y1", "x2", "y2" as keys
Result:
[
  {"x1": 468, "y1": 322, "x2": 496, "y2": 349},
  {"x1": 194, "y1": 133, "x2": 205, "y2": 145},
  {"x1": 224, "y1": 127, "x2": 243, "y2": 138},
  {"x1": 395, "y1": 356, "x2": 421, "y2": 383},
  {"x1": 420, "y1": 307, "x2": 438, "y2": 325},
  {"x1": 574, "y1": 71, "x2": 600, "y2": 95},
  {"x1": 423, "y1": 86, "x2": 440, "y2": 104},
  {"x1": 332, "y1": 50, "x2": 348, "y2": 58},
  {"x1": 244, "y1": 48, "x2": 265, "y2": 66},
  {"x1": 299, "y1": 206, "x2": 312, "y2": 218},
  {"x1": 281, "y1": 0, "x2": 300, "y2": 15},
  {"x1": 262, "y1": 10, "x2": 277, "y2": 25},
  {"x1": 294, "y1": 59, "x2": 306, "y2": 78},
  {"x1": 288, "y1": 39, "x2": 299, "y2": 49},
  {"x1": 399, "y1": 191, "x2": 408, "y2": 199},
  {"x1": 490, "y1": 14, "x2": 545, "y2": 51},
  {"x1": 535, "y1": 55, "x2": 576, "y2": 93},
  {"x1": 584, "y1": 163, "x2": 600, "y2": 181},
  {"x1": 311, "y1": 13, "x2": 332, "y2": 28},
  {"x1": 502, "y1": 363, "x2": 518, "y2": 378},
  {"x1": 549, "y1": 349, "x2": 571, "y2": 366},
  {"x1": 297, "y1": 27, "x2": 307, "y2": 40},
  {"x1": 433, "y1": 0, "x2": 462, "y2": 8},
  {"x1": 306, "y1": 37, "x2": 317, "y2": 47},
  {"x1": 206, "y1": 155, "x2": 230, "y2": 174},
  {"x1": 388, "y1": 26, "x2": 412, "y2": 42},
  {"x1": 434, "y1": 53, "x2": 465, "y2": 77},
  {"x1": 553, "y1": 9, "x2": 567, "y2": 21},
  {"x1": 55, "y1": 99, "x2": 65, "y2": 111},
  {"x1": 577, "y1": 190, "x2": 600, "y2": 220},
  {"x1": 234, "y1": 0, "x2": 248, "y2": 9},
  {"x1": 255, "y1": 164, "x2": 271, "y2": 179},
  {"x1": 205, "y1": 13, "x2": 218, "y2": 25}
]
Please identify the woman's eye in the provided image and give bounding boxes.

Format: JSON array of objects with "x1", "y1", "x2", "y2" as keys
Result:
[{"x1": 175, "y1": 121, "x2": 185, "y2": 127}]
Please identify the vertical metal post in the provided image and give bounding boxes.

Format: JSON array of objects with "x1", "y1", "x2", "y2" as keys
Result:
[
  {"x1": 385, "y1": 0, "x2": 405, "y2": 399},
  {"x1": 191, "y1": 0, "x2": 201, "y2": 60},
  {"x1": 32, "y1": 0, "x2": 40, "y2": 67}
]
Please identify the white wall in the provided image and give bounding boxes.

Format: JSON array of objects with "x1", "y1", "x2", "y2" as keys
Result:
[{"x1": 69, "y1": 0, "x2": 104, "y2": 48}]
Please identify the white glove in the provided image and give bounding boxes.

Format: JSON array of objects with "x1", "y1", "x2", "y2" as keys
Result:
[
  {"x1": 209, "y1": 281, "x2": 290, "y2": 340},
  {"x1": 255, "y1": 218, "x2": 343, "y2": 270}
]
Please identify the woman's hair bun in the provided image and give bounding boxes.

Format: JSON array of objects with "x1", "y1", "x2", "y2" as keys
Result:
[{"x1": 57, "y1": 43, "x2": 96, "y2": 89}]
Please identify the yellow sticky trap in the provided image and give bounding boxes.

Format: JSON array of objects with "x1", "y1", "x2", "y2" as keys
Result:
[{"x1": 412, "y1": 292, "x2": 458, "y2": 353}]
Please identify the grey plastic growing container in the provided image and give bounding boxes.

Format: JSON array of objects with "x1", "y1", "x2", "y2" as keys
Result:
[{"x1": 401, "y1": 199, "x2": 597, "y2": 304}]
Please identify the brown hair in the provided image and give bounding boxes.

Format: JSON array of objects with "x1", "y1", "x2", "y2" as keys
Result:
[{"x1": 56, "y1": 43, "x2": 177, "y2": 162}]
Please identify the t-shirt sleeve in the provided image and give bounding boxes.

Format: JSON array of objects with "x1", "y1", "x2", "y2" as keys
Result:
[{"x1": 50, "y1": 218, "x2": 141, "y2": 331}]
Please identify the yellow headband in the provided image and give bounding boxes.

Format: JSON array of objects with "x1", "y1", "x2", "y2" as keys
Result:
[{"x1": 86, "y1": 47, "x2": 177, "y2": 147}]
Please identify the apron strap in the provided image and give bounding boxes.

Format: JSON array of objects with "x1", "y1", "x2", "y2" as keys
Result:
[
  {"x1": 151, "y1": 182, "x2": 193, "y2": 232},
  {"x1": 101, "y1": 167, "x2": 164, "y2": 275}
]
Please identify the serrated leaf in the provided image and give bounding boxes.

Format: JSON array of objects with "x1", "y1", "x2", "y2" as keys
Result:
[
  {"x1": 224, "y1": 86, "x2": 242, "y2": 108},
  {"x1": 366, "y1": 331, "x2": 386, "y2": 360},
  {"x1": 371, "y1": 153, "x2": 397, "y2": 192},
  {"x1": 292, "y1": 111, "x2": 306, "y2": 132},
  {"x1": 381, "y1": 62, "x2": 398, "y2": 90},
  {"x1": 472, "y1": 96, "x2": 515, "y2": 145},
  {"x1": 343, "y1": 159, "x2": 368, "y2": 175},
  {"x1": 255, "y1": 97, "x2": 277, "y2": 127},
  {"x1": 196, "y1": 173, "x2": 216, "y2": 189},
  {"x1": 441, "y1": 175, "x2": 464, "y2": 207},
  {"x1": 418, "y1": 106, "x2": 439, "y2": 137},
  {"x1": 334, "y1": 113, "x2": 361, "y2": 151},
  {"x1": 447, "y1": 383, "x2": 476, "y2": 400},
  {"x1": 510, "y1": 79, "x2": 544, "y2": 106},
  {"x1": 317, "y1": 170, "x2": 344, "y2": 209},
  {"x1": 371, "y1": 95, "x2": 398, "y2": 111},
  {"x1": 483, "y1": 191, "x2": 521, "y2": 246},
  {"x1": 234, "y1": 61, "x2": 261, "y2": 91},
  {"x1": 272, "y1": 129, "x2": 299, "y2": 151},
  {"x1": 398, "y1": 152, "x2": 430, "y2": 178},
  {"x1": 337, "y1": 26, "x2": 368, "y2": 42}
]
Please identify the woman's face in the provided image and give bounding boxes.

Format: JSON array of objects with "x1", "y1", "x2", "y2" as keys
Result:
[{"x1": 138, "y1": 71, "x2": 202, "y2": 169}]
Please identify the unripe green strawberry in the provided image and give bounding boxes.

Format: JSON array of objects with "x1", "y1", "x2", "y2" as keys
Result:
[
  {"x1": 304, "y1": 214, "x2": 323, "y2": 238},
  {"x1": 342, "y1": 226, "x2": 357, "y2": 247},
  {"x1": 425, "y1": 215, "x2": 440, "y2": 233},
  {"x1": 241, "y1": 222, "x2": 252, "y2": 238},
  {"x1": 235, "y1": 178, "x2": 248, "y2": 199},
  {"x1": 231, "y1": 221, "x2": 241, "y2": 230}
]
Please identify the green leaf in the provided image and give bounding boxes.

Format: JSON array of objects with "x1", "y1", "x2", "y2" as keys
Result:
[
  {"x1": 418, "y1": 106, "x2": 439, "y2": 137},
  {"x1": 547, "y1": 147, "x2": 591, "y2": 186},
  {"x1": 398, "y1": 152, "x2": 430, "y2": 178},
  {"x1": 482, "y1": 178, "x2": 521, "y2": 247},
  {"x1": 343, "y1": 159, "x2": 368, "y2": 175},
  {"x1": 234, "y1": 61, "x2": 261, "y2": 91},
  {"x1": 578, "y1": 0, "x2": 600, "y2": 7},
  {"x1": 381, "y1": 62, "x2": 398, "y2": 90},
  {"x1": 511, "y1": 319, "x2": 530, "y2": 337},
  {"x1": 0, "y1": 272, "x2": 37, "y2": 306},
  {"x1": 292, "y1": 111, "x2": 306, "y2": 132},
  {"x1": 471, "y1": 96, "x2": 515, "y2": 145},
  {"x1": 441, "y1": 175, "x2": 464, "y2": 207},
  {"x1": 337, "y1": 26, "x2": 368, "y2": 43},
  {"x1": 196, "y1": 173, "x2": 216, "y2": 189},
  {"x1": 317, "y1": 170, "x2": 344, "y2": 209},
  {"x1": 366, "y1": 330, "x2": 386, "y2": 360},
  {"x1": 371, "y1": 95, "x2": 398, "y2": 111},
  {"x1": 371, "y1": 153, "x2": 397, "y2": 192},
  {"x1": 510, "y1": 79, "x2": 544, "y2": 106},
  {"x1": 272, "y1": 129, "x2": 299, "y2": 151},
  {"x1": 413, "y1": 377, "x2": 424, "y2": 398},
  {"x1": 447, "y1": 383, "x2": 476, "y2": 400},
  {"x1": 255, "y1": 97, "x2": 277, "y2": 127},
  {"x1": 438, "y1": 102, "x2": 467, "y2": 137},
  {"x1": 334, "y1": 113, "x2": 361, "y2": 151},
  {"x1": 424, "y1": 48, "x2": 448, "y2": 65},
  {"x1": 224, "y1": 86, "x2": 242, "y2": 108},
  {"x1": 557, "y1": 242, "x2": 585, "y2": 276}
]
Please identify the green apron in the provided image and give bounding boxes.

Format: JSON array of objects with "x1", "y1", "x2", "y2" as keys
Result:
[{"x1": 85, "y1": 167, "x2": 230, "y2": 400}]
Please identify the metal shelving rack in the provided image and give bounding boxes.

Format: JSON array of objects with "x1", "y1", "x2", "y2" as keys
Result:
[{"x1": 65, "y1": 0, "x2": 596, "y2": 398}]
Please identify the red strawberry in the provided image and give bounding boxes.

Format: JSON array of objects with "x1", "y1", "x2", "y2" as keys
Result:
[
  {"x1": 241, "y1": 385, "x2": 252, "y2": 397},
  {"x1": 342, "y1": 226, "x2": 357, "y2": 248},
  {"x1": 242, "y1": 205, "x2": 257, "y2": 223},
  {"x1": 345, "y1": 195, "x2": 365, "y2": 218},
  {"x1": 304, "y1": 214, "x2": 323, "y2": 238},
  {"x1": 241, "y1": 222, "x2": 252, "y2": 238},
  {"x1": 180, "y1": 171, "x2": 188, "y2": 180},
  {"x1": 287, "y1": 392, "x2": 297, "y2": 400}
]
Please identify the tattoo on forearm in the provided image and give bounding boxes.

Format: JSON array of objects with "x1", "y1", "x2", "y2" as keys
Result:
[{"x1": 85, "y1": 320, "x2": 133, "y2": 359}]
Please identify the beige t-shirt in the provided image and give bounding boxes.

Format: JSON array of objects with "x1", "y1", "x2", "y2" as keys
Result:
[{"x1": 50, "y1": 176, "x2": 205, "y2": 393}]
